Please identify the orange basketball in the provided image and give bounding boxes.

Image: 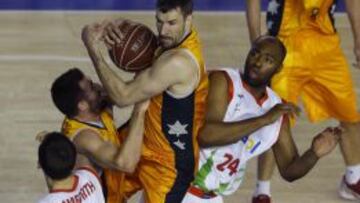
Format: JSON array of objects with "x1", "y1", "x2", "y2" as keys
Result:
[{"x1": 109, "y1": 20, "x2": 158, "y2": 72}]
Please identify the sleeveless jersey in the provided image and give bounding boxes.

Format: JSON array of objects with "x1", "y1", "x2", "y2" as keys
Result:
[
  {"x1": 141, "y1": 27, "x2": 209, "y2": 185},
  {"x1": 38, "y1": 167, "x2": 104, "y2": 203},
  {"x1": 61, "y1": 111, "x2": 124, "y2": 203},
  {"x1": 266, "y1": 0, "x2": 337, "y2": 37},
  {"x1": 193, "y1": 68, "x2": 283, "y2": 195}
]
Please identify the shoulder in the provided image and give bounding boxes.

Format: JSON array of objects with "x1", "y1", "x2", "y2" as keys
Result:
[
  {"x1": 156, "y1": 49, "x2": 198, "y2": 71},
  {"x1": 73, "y1": 128, "x2": 102, "y2": 149},
  {"x1": 209, "y1": 70, "x2": 230, "y2": 87},
  {"x1": 75, "y1": 167, "x2": 101, "y2": 182}
]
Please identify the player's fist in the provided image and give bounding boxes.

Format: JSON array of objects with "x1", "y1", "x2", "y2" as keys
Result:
[
  {"x1": 81, "y1": 22, "x2": 106, "y2": 47},
  {"x1": 311, "y1": 127, "x2": 341, "y2": 158},
  {"x1": 264, "y1": 103, "x2": 300, "y2": 123}
]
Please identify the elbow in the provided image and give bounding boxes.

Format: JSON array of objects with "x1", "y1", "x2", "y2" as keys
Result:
[
  {"x1": 198, "y1": 128, "x2": 216, "y2": 148},
  {"x1": 198, "y1": 135, "x2": 211, "y2": 148},
  {"x1": 280, "y1": 171, "x2": 300, "y2": 183},
  {"x1": 281, "y1": 174, "x2": 297, "y2": 183},
  {"x1": 109, "y1": 92, "x2": 131, "y2": 107},
  {"x1": 115, "y1": 156, "x2": 140, "y2": 173}
]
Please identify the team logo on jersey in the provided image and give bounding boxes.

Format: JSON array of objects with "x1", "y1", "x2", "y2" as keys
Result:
[{"x1": 167, "y1": 120, "x2": 188, "y2": 150}]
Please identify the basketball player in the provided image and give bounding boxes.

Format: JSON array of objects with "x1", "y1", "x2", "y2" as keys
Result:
[
  {"x1": 50, "y1": 68, "x2": 149, "y2": 203},
  {"x1": 246, "y1": 0, "x2": 360, "y2": 202},
  {"x1": 181, "y1": 36, "x2": 341, "y2": 203},
  {"x1": 37, "y1": 132, "x2": 105, "y2": 203},
  {"x1": 81, "y1": 0, "x2": 208, "y2": 202}
]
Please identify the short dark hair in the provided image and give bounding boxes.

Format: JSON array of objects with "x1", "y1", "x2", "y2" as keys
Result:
[
  {"x1": 38, "y1": 132, "x2": 76, "y2": 180},
  {"x1": 156, "y1": 0, "x2": 193, "y2": 17},
  {"x1": 51, "y1": 68, "x2": 85, "y2": 118},
  {"x1": 254, "y1": 35, "x2": 287, "y2": 62}
]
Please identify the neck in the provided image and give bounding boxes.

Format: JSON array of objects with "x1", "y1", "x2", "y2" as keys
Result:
[
  {"x1": 74, "y1": 111, "x2": 101, "y2": 123},
  {"x1": 181, "y1": 26, "x2": 191, "y2": 42},
  {"x1": 241, "y1": 75, "x2": 267, "y2": 100},
  {"x1": 47, "y1": 175, "x2": 75, "y2": 192}
]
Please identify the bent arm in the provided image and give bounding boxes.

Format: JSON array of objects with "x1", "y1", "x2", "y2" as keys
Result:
[
  {"x1": 73, "y1": 107, "x2": 146, "y2": 173},
  {"x1": 246, "y1": 0, "x2": 262, "y2": 42},
  {"x1": 273, "y1": 118, "x2": 333, "y2": 182},
  {"x1": 273, "y1": 118, "x2": 318, "y2": 182},
  {"x1": 198, "y1": 71, "x2": 272, "y2": 148},
  {"x1": 86, "y1": 42, "x2": 196, "y2": 107}
]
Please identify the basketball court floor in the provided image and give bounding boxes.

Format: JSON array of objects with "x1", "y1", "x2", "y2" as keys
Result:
[{"x1": 0, "y1": 11, "x2": 359, "y2": 203}]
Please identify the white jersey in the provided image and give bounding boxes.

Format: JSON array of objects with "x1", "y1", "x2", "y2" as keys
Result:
[
  {"x1": 38, "y1": 167, "x2": 105, "y2": 203},
  {"x1": 192, "y1": 68, "x2": 283, "y2": 196}
]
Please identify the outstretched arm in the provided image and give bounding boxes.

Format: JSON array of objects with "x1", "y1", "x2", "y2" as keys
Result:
[
  {"x1": 198, "y1": 71, "x2": 298, "y2": 148},
  {"x1": 345, "y1": 0, "x2": 360, "y2": 69},
  {"x1": 73, "y1": 100, "x2": 149, "y2": 173},
  {"x1": 82, "y1": 22, "x2": 197, "y2": 107},
  {"x1": 273, "y1": 117, "x2": 340, "y2": 182},
  {"x1": 246, "y1": 0, "x2": 262, "y2": 42}
]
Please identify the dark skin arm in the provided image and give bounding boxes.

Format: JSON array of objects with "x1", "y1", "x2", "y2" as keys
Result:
[
  {"x1": 272, "y1": 117, "x2": 341, "y2": 182},
  {"x1": 198, "y1": 71, "x2": 299, "y2": 148}
]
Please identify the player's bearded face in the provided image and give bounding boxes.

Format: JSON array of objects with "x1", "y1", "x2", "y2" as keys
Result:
[
  {"x1": 88, "y1": 83, "x2": 109, "y2": 113},
  {"x1": 156, "y1": 8, "x2": 188, "y2": 49},
  {"x1": 81, "y1": 79, "x2": 109, "y2": 114}
]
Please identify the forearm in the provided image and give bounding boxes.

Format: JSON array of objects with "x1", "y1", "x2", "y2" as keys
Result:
[
  {"x1": 345, "y1": 0, "x2": 360, "y2": 42},
  {"x1": 246, "y1": 0, "x2": 262, "y2": 42},
  {"x1": 199, "y1": 116, "x2": 269, "y2": 148},
  {"x1": 114, "y1": 109, "x2": 146, "y2": 173},
  {"x1": 86, "y1": 43, "x2": 130, "y2": 107},
  {"x1": 279, "y1": 148, "x2": 319, "y2": 182}
]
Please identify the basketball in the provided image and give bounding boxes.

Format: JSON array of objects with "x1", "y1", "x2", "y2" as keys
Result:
[{"x1": 109, "y1": 20, "x2": 158, "y2": 72}]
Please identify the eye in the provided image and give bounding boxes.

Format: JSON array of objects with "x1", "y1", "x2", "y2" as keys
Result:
[
  {"x1": 168, "y1": 20, "x2": 177, "y2": 26},
  {"x1": 250, "y1": 49, "x2": 258, "y2": 56},
  {"x1": 264, "y1": 55, "x2": 275, "y2": 64}
]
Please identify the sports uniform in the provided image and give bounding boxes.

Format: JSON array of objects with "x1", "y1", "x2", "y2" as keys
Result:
[
  {"x1": 62, "y1": 111, "x2": 125, "y2": 203},
  {"x1": 121, "y1": 27, "x2": 209, "y2": 203},
  {"x1": 182, "y1": 68, "x2": 283, "y2": 202},
  {"x1": 267, "y1": 0, "x2": 360, "y2": 122},
  {"x1": 38, "y1": 167, "x2": 105, "y2": 203}
]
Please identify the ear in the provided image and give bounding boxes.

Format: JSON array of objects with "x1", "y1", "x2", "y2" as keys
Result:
[
  {"x1": 185, "y1": 14, "x2": 192, "y2": 29},
  {"x1": 275, "y1": 64, "x2": 283, "y2": 74},
  {"x1": 77, "y1": 100, "x2": 89, "y2": 112}
]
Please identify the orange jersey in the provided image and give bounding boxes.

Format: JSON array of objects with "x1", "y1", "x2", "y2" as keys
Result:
[
  {"x1": 266, "y1": 0, "x2": 360, "y2": 123},
  {"x1": 123, "y1": 27, "x2": 209, "y2": 203},
  {"x1": 62, "y1": 111, "x2": 125, "y2": 203},
  {"x1": 143, "y1": 27, "x2": 208, "y2": 168},
  {"x1": 267, "y1": 0, "x2": 337, "y2": 37}
]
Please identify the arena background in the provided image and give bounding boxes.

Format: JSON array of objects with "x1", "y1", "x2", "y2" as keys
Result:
[{"x1": 0, "y1": 1, "x2": 358, "y2": 203}]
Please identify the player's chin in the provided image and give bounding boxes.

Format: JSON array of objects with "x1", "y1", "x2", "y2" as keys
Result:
[{"x1": 159, "y1": 40, "x2": 174, "y2": 49}]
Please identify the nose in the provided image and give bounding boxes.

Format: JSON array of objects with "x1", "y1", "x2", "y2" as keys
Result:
[
  {"x1": 254, "y1": 55, "x2": 263, "y2": 67},
  {"x1": 159, "y1": 23, "x2": 169, "y2": 36}
]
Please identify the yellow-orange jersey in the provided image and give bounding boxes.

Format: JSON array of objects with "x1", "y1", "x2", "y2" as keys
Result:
[
  {"x1": 123, "y1": 27, "x2": 209, "y2": 203},
  {"x1": 61, "y1": 111, "x2": 125, "y2": 203},
  {"x1": 266, "y1": 0, "x2": 360, "y2": 123},
  {"x1": 267, "y1": 0, "x2": 337, "y2": 37}
]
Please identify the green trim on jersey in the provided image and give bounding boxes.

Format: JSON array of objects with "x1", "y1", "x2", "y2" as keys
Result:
[{"x1": 193, "y1": 150, "x2": 216, "y2": 192}]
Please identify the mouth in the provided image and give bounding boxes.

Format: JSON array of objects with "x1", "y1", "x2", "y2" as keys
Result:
[
  {"x1": 159, "y1": 37, "x2": 172, "y2": 43},
  {"x1": 249, "y1": 68, "x2": 259, "y2": 79}
]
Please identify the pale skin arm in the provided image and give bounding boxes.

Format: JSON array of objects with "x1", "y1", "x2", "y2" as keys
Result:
[
  {"x1": 198, "y1": 71, "x2": 299, "y2": 148},
  {"x1": 73, "y1": 100, "x2": 149, "y2": 173},
  {"x1": 344, "y1": 0, "x2": 360, "y2": 69},
  {"x1": 272, "y1": 117, "x2": 341, "y2": 182},
  {"x1": 246, "y1": 0, "x2": 262, "y2": 42},
  {"x1": 81, "y1": 23, "x2": 198, "y2": 107}
]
